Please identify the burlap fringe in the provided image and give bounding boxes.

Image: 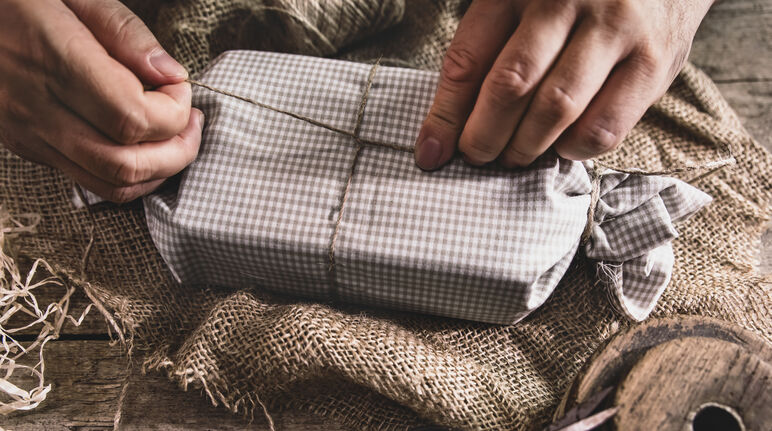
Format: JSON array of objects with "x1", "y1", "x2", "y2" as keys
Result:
[
  {"x1": 141, "y1": 351, "x2": 276, "y2": 430},
  {"x1": 0, "y1": 206, "x2": 92, "y2": 415}
]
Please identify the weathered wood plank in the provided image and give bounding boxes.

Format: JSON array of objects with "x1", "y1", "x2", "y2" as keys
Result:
[
  {"x1": 715, "y1": 80, "x2": 772, "y2": 151},
  {"x1": 1, "y1": 341, "x2": 337, "y2": 430},
  {"x1": 690, "y1": 1, "x2": 772, "y2": 82},
  {"x1": 3, "y1": 341, "x2": 128, "y2": 430},
  {"x1": 710, "y1": 0, "x2": 772, "y2": 13},
  {"x1": 118, "y1": 366, "x2": 335, "y2": 430}
]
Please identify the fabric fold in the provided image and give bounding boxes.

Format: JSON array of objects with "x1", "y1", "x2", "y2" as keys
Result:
[{"x1": 584, "y1": 165, "x2": 712, "y2": 320}]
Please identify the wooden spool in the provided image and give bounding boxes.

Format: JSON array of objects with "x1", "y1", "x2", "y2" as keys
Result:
[{"x1": 555, "y1": 316, "x2": 772, "y2": 431}]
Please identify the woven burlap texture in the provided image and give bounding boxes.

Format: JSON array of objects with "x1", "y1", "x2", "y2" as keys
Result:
[{"x1": 1, "y1": 0, "x2": 770, "y2": 429}]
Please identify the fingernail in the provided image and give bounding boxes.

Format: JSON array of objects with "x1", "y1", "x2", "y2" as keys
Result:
[
  {"x1": 416, "y1": 137, "x2": 443, "y2": 170},
  {"x1": 149, "y1": 48, "x2": 187, "y2": 79},
  {"x1": 195, "y1": 109, "x2": 205, "y2": 129}
]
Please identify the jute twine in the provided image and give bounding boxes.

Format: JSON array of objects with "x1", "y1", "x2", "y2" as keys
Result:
[{"x1": 185, "y1": 74, "x2": 735, "y2": 250}]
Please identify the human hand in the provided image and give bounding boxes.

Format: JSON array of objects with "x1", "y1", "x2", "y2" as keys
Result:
[
  {"x1": 0, "y1": 0, "x2": 202, "y2": 203},
  {"x1": 414, "y1": 0, "x2": 714, "y2": 170}
]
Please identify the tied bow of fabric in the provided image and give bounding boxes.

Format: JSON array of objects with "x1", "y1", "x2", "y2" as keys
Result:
[{"x1": 581, "y1": 163, "x2": 712, "y2": 321}]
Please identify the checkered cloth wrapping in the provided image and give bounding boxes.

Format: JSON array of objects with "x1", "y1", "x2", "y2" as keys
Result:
[{"x1": 142, "y1": 51, "x2": 712, "y2": 324}]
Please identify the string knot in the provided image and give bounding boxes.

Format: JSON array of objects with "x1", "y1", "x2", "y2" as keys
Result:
[{"x1": 581, "y1": 163, "x2": 604, "y2": 246}]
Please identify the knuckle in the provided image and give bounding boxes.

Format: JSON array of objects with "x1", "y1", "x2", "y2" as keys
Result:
[
  {"x1": 665, "y1": 51, "x2": 689, "y2": 84},
  {"x1": 460, "y1": 136, "x2": 499, "y2": 162},
  {"x1": 111, "y1": 151, "x2": 148, "y2": 186},
  {"x1": 587, "y1": 0, "x2": 641, "y2": 36},
  {"x1": 534, "y1": 86, "x2": 579, "y2": 123},
  {"x1": 629, "y1": 46, "x2": 666, "y2": 84},
  {"x1": 2, "y1": 95, "x2": 32, "y2": 124},
  {"x1": 539, "y1": 0, "x2": 571, "y2": 15},
  {"x1": 671, "y1": 45, "x2": 690, "y2": 74},
  {"x1": 114, "y1": 106, "x2": 149, "y2": 144},
  {"x1": 172, "y1": 135, "x2": 198, "y2": 167},
  {"x1": 484, "y1": 64, "x2": 533, "y2": 107},
  {"x1": 108, "y1": 7, "x2": 145, "y2": 46},
  {"x1": 4, "y1": 104, "x2": 27, "y2": 125},
  {"x1": 441, "y1": 45, "x2": 481, "y2": 84},
  {"x1": 501, "y1": 146, "x2": 537, "y2": 168},
  {"x1": 54, "y1": 28, "x2": 91, "y2": 67},
  {"x1": 579, "y1": 123, "x2": 620, "y2": 155},
  {"x1": 170, "y1": 103, "x2": 190, "y2": 133},
  {"x1": 598, "y1": 0, "x2": 635, "y2": 22},
  {"x1": 426, "y1": 103, "x2": 463, "y2": 131},
  {"x1": 634, "y1": 42, "x2": 660, "y2": 69}
]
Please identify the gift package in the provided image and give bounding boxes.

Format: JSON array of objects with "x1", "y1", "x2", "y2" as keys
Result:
[{"x1": 143, "y1": 51, "x2": 711, "y2": 324}]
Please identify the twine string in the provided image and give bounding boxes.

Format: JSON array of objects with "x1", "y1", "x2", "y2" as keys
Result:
[
  {"x1": 581, "y1": 163, "x2": 604, "y2": 246},
  {"x1": 186, "y1": 62, "x2": 736, "y2": 253},
  {"x1": 594, "y1": 156, "x2": 734, "y2": 183},
  {"x1": 325, "y1": 57, "x2": 381, "y2": 299},
  {"x1": 187, "y1": 76, "x2": 411, "y2": 153}
]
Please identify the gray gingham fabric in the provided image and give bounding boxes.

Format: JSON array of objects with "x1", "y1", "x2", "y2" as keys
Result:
[{"x1": 142, "y1": 51, "x2": 713, "y2": 324}]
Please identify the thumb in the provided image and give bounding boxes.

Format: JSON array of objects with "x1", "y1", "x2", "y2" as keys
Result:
[{"x1": 62, "y1": 0, "x2": 187, "y2": 86}]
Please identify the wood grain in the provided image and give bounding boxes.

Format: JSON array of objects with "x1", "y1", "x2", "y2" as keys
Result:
[
  {"x1": 690, "y1": 0, "x2": 772, "y2": 82},
  {"x1": 3, "y1": 341, "x2": 127, "y2": 430},
  {"x1": 118, "y1": 363, "x2": 331, "y2": 430},
  {"x1": 613, "y1": 337, "x2": 772, "y2": 430},
  {"x1": 555, "y1": 316, "x2": 772, "y2": 422},
  {"x1": 715, "y1": 81, "x2": 772, "y2": 151},
  {"x1": 1, "y1": 341, "x2": 333, "y2": 431}
]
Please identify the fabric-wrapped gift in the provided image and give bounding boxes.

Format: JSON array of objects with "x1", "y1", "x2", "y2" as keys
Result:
[{"x1": 143, "y1": 51, "x2": 712, "y2": 324}]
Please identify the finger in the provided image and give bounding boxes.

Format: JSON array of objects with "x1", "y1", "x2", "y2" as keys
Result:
[
  {"x1": 62, "y1": 0, "x2": 187, "y2": 85},
  {"x1": 414, "y1": 0, "x2": 519, "y2": 170},
  {"x1": 70, "y1": 166, "x2": 166, "y2": 204},
  {"x1": 17, "y1": 133, "x2": 165, "y2": 203},
  {"x1": 42, "y1": 8, "x2": 191, "y2": 144},
  {"x1": 40, "y1": 104, "x2": 203, "y2": 186},
  {"x1": 554, "y1": 54, "x2": 663, "y2": 160},
  {"x1": 500, "y1": 22, "x2": 629, "y2": 167},
  {"x1": 69, "y1": 164, "x2": 166, "y2": 204},
  {"x1": 458, "y1": 2, "x2": 578, "y2": 165}
]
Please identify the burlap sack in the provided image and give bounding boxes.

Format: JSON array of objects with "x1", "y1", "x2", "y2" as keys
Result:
[{"x1": 1, "y1": 0, "x2": 769, "y2": 429}]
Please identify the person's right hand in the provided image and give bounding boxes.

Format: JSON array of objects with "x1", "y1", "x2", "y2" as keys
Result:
[{"x1": 0, "y1": 0, "x2": 203, "y2": 203}]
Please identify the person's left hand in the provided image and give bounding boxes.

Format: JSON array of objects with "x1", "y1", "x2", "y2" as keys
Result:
[{"x1": 414, "y1": 0, "x2": 715, "y2": 170}]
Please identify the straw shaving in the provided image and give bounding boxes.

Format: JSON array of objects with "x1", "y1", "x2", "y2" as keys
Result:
[{"x1": 0, "y1": 206, "x2": 92, "y2": 414}]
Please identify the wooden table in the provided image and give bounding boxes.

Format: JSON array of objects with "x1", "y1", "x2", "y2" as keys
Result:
[{"x1": 4, "y1": 0, "x2": 771, "y2": 429}]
